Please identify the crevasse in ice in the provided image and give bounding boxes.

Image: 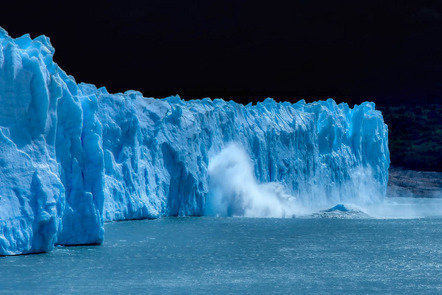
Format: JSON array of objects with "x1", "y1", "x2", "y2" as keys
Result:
[{"x1": 0, "y1": 28, "x2": 389, "y2": 255}]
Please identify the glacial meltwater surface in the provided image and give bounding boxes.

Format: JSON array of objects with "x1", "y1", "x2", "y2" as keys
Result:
[{"x1": 1, "y1": 198, "x2": 442, "y2": 294}]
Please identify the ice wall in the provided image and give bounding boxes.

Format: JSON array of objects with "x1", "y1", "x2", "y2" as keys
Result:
[
  {"x1": 0, "y1": 29, "x2": 389, "y2": 255},
  {"x1": 0, "y1": 29, "x2": 104, "y2": 254}
]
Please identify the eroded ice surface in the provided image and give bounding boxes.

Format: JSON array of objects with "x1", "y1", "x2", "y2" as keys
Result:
[{"x1": 0, "y1": 28, "x2": 389, "y2": 255}]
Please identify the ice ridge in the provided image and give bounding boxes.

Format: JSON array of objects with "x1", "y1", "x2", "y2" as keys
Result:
[{"x1": 0, "y1": 28, "x2": 389, "y2": 255}]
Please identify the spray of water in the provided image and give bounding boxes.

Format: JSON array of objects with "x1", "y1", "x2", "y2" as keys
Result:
[
  {"x1": 205, "y1": 143, "x2": 442, "y2": 219},
  {"x1": 204, "y1": 143, "x2": 300, "y2": 217},
  {"x1": 362, "y1": 197, "x2": 442, "y2": 219}
]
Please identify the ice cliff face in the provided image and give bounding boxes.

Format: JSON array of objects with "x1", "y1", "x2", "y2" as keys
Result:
[{"x1": 0, "y1": 28, "x2": 389, "y2": 255}]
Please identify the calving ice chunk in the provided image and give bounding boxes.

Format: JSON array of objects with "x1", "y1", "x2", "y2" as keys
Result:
[{"x1": 0, "y1": 28, "x2": 389, "y2": 255}]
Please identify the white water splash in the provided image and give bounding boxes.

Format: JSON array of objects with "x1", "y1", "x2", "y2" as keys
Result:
[
  {"x1": 205, "y1": 143, "x2": 442, "y2": 219},
  {"x1": 205, "y1": 143, "x2": 299, "y2": 217}
]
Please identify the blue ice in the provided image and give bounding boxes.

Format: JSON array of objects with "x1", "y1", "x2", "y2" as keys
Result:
[{"x1": 0, "y1": 28, "x2": 389, "y2": 255}]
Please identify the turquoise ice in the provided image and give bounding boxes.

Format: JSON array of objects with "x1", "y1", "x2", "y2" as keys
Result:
[{"x1": 0, "y1": 28, "x2": 389, "y2": 255}]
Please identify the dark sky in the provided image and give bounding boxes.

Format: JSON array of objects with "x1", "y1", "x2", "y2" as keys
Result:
[{"x1": 2, "y1": 0, "x2": 442, "y2": 106}]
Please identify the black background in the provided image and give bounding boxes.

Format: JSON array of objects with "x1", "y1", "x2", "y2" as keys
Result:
[{"x1": 2, "y1": 0, "x2": 442, "y2": 106}]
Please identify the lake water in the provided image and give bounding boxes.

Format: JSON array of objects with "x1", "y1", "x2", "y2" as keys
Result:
[{"x1": 1, "y1": 198, "x2": 441, "y2": 294}]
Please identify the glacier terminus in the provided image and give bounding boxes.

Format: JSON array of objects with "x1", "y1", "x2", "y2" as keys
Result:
[{"x1": 0, "y1": 28, "x2": 389, "y2": 255}]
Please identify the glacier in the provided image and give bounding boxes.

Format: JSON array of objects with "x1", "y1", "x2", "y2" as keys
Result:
[{"x1": 0, "y1": 28, "x2": 389, "y2": 255}]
